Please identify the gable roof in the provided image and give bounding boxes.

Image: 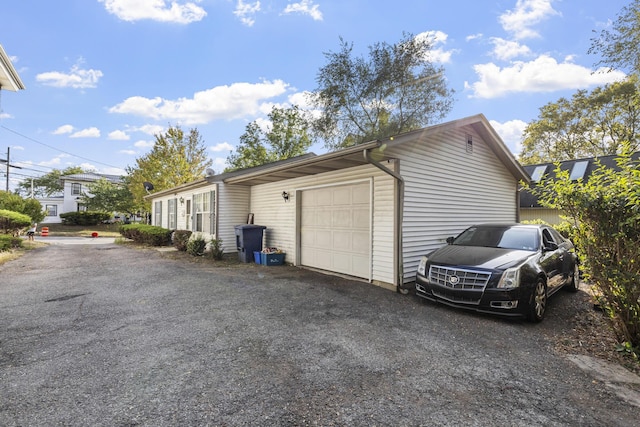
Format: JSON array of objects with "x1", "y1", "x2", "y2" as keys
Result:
[
  {"x1": 223, "y1": 114, "x2": 529, "y2": 186},
  {"x1": 61, "y1": 173, "x2": 124, "y2": 184},
  {"x1": 520, "y1": 152, "x2": 640, "y2": 207}
]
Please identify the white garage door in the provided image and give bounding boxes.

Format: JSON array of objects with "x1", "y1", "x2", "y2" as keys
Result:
[{"x1": 300, "y1": 182, "x2": 371, "y2": 279}]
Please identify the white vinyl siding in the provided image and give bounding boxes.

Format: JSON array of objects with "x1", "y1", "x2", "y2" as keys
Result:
[
  {"x1": 249, "y1": 163, "x2": 395, "y2": 286},
  {"x1": 216, "y1": 184, "x2": 251, "y2": 253},
  {"x1": 387, "y1": 126, "x2": 518, "y2": 283}
]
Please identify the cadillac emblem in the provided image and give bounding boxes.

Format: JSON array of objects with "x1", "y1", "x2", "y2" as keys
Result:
[{"x1": 449, "y1": 275, "x2": 460, "y2": 286}]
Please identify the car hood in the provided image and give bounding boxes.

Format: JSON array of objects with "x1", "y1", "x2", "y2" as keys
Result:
[{"x1": 428, "y1": 245, "x2": 534, "y2": 270}]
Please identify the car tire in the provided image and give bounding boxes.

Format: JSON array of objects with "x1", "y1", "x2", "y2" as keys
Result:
[
  {"x1": 566, "y1": 262, "x2": 580, "y2": 293},
  {"x1": 527, "y1": 279, "x2": 547, "y2": 323}
]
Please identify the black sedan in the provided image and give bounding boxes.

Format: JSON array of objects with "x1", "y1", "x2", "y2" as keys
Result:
[{"x1": 415, "y1": 223, "x2": 579, "y2": 322}]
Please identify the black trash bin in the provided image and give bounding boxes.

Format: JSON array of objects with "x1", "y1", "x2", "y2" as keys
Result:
[{"x1": 234, "y1": 224, "x2": 267, "y2": 263}]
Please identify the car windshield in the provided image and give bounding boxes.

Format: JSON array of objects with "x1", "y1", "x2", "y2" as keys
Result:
[{"x1": 453, "y1": 226, "x2": 539, "y2": 251}]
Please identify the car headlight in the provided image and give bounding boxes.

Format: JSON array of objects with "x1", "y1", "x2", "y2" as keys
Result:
[
  {"x1": 497, "y1": 267, "x2": 520, "y2": 288},
  {"x1": 417, "y1": 256, "x2": 428, "y2": 276}
]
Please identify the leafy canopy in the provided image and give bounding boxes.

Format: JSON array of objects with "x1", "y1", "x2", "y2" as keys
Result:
[
  {"x1": 126, "y1": 126, "x2": 212, "y2": 211},
  {"x1": 226, "y1": 105, "x2": 313, "y2": 171},
  {"x1": 79, "y1": 178, "x2": 136, "y2": 214},
  {"x1": 0, "y1": 190, "x2": 45, "y2": 224},
  {"x1": 519, "y1": 76, "x2": 640, "y2": 164},
  {"x1": 310, "y1": 32, "x2": 454, "y2": 150},
  {"x1": 590, "y1": 0, "x2": 640, "y2": 73}
]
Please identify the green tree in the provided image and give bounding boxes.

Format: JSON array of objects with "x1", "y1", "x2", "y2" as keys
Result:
[
  {"x1": 310, "y1": 32, "x2": 454, "y2": 150},
  {"x1": 519, "y1": 76, "x2": 640, "y2": 164},
  {"x1": 530, "y1": 149, "x2": 640, "y2": 356},
  {"x1": 79, "y1": 178, "x2": 135, "y2": 214},
  {"x1": 15, "y1": 166, "x2": 85, "y2": 197},
  {"x1": 589, "y1": 0, "x2": 640, "y2": 73},
  {"x1": 0, "y1": 190, "x2": 45, "y2": 223},
  {"x1": 226, "y1": 105, "x2": 313, "y2": 171},
  {"x1": 126, "y1": 126, "x2": 212, "y2": 210}
]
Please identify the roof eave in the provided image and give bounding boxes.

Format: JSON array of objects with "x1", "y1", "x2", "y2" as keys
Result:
[{"x1": 0, "y1": 45, "x2": 25, "y2": 92}]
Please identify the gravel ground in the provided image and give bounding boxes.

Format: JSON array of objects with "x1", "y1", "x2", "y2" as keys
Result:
[{"x1": 1, "y1": 241, "x2": 639, "y2": 426}]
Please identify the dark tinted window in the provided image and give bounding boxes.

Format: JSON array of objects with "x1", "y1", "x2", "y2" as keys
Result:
[{"x1": 454, "y1": 226, "x2": 539, "y2": 251}]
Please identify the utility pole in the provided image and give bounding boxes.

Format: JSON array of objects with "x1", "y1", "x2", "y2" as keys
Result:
[{"x1": 1, "y1": 147, "x2": 22, "y2": 192}]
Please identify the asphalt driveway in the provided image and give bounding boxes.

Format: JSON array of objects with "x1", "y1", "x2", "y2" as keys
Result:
[{"x1": 1, "y1": 241, "x2": 639, "y2": 426}]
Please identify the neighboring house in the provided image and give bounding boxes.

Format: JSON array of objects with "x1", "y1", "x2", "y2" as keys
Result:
[
  {"x1": 38, "y1": 172, "x2": 124, "y2": 223},
  {"x1": 146, "y1": 114, "x2": 529, "y2": 292},
  {"x1": 520, "y1": 152, "x2": 640, "y2": 224}
]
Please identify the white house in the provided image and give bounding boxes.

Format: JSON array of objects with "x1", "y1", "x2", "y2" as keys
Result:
[
  {"x1": 38, "y1": 172, "x2": 124, "y2": 223},
  {"x1": 146, "y1": 114, "x2": 529, "y2": 292}
]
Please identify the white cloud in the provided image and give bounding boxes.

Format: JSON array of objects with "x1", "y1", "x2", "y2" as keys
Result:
[
  {"x1": 70, "y1": 127, "x2": 101, "y2": 138},
  {"x1": 36, "y1": 63, "x2": 103, "y2": 89},
  {"x1": 234, "y1": 0, "x2": 260, "y2": 26},
  {"x1": 490, "y1": 37, "x2": 532, "y2": 61},
  {"x1": 282, "y1": 0, "x2": 323, "y2": 21},
  {"x1": 134, "y1": 140, "x2": 155, "y2": 148},
  {"x1": 99, "y1": 0, "x2": 206, "y2": 24},
  {"x1": 109, "y1": 80, "x2": 290, "y2": 125},
  {"x1": 130, "y1": 124, "x2": 165, "y2": 136},
  {"x1": 39, "y1": 154, "x2": 71, "y2": 167},
  {"x1": 209, "y1": 142, "x2": 234, "y2": 153},
  {"x1": 212, "y1": 156, "x2": 228, "y2": 171},
  {"x1": 416, "y1": 31, "x2": 455, "y2": 64},
  {"x1": 52, "y1": 124, "x2": 74, "y2": 134},
  {"x1": 108, "y1": 130, "x2": 130, "y2": 140},
  {"x1": 490, "y1": 119, "x2": 528, "y2": 155},
  {"x1": 466, "y1": 33, "x2": 483, "y2": 42},
  {"x1": 119, "y1": 149, "x2": 137, "y2": 155},
  {"x1": 0, "y1": 112, "x2": 13, "y2": 119},
  {"x1": 465, "y1": 55, "x2": 626, "y2": 99},
  {"x1": 499, "y1": 0, "x2": 561, "y2": 40}
]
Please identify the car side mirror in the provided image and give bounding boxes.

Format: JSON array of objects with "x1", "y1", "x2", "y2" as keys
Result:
[{"x1": 446, "y1": 236, "x2": 455, "y2": 245}]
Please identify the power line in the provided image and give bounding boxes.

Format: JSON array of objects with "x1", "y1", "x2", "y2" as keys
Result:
[{"x1": 1, "y1": 124, "x2": 122, "y2": 170}]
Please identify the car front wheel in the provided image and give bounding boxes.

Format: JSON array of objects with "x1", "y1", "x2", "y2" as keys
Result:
[{"x1": 527, "y1": 279, "x2": 547, "y2": 322}]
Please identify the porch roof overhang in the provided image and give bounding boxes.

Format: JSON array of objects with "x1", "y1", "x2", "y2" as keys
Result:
[
  {"x1": 0, "y1": 45, "x2": 25, "y2": 92},
  {"x1": 222, "y1": 141, "x2": 383, "y2": 186}
]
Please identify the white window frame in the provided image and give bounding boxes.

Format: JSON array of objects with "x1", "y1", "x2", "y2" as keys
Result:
[
  {"x1": 192, "y1": 190, "x2": 215, "y2": 235},
  {"x1": 154, "y1": 201, "x2": 162, "y2": 227}
]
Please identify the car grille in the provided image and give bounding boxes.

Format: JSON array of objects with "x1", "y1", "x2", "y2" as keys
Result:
[{"x1": 428, "y1": 265, "x2": 491, "y2": 291}]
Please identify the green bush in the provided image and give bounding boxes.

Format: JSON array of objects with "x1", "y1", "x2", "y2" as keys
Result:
[
  {"x1": 0, "y1": 191, "x2": 46, "y2": 224},
  {"x1": 0, "y1": 209, "x2": 32, "y2": 235},
  {"x1": 0, "y1": 234, "x2": 23, "y2": 251},
  {"x1": 60, "y1": 211, "x2": 111, "y2": 226},
  {"x1": 531, "y1": 149, "x2": 640, "y2": 357},
  {"x1": 207, "y1": 238, "x2": 224, "y2": 260},
  {"x1": 119, "y1": 223, "x2": 172, "y2": 246},
  {"x1": 173, "y1": 230, "x2": 192, "y2": 251},
  {"x1": 187, "y1": 234, "x2": 207, "y2": 256}
]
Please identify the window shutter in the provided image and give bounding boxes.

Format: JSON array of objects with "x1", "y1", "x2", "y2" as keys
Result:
[{"x1": 209, "y1": 190, "x2": 216, "y2": 235}]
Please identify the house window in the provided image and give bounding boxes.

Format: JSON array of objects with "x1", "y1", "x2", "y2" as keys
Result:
[
  {"x1": 168, "y1": 198, "x2": 177, "y2": 229},
  {"x1": 530, "y1": 165, "x2": 547, "y2": 182},
  {"x1": 154, "y1": 201, "x2": 162, "y2": 226},
  {"x1": 45, "y1": 205, "x2": 57, "y2": 216},
  {"x1": 186, "y1": 199, "x2": 191, "y2": 230},
  {"x1": 466, "y1": 134, "x2": 473, "y2": 153},
  {"x1": 569, "y1": 161, "x2": 589, "y2": 181},
  {"x1": 193, "y1": 191, "x2": 215, "y2": 234},
  {"x1": 71, "y1": 183, "x2": 82, "y2": 195}
]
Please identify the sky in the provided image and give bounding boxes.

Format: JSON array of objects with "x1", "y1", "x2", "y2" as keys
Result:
[{"x1": 0, "y1": 0, "x2": 630, "y2": 191}]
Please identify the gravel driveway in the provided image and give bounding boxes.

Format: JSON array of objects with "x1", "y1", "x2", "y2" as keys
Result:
[{"x1": 1, "y1": 241, "x2": 638, "y2": 426}]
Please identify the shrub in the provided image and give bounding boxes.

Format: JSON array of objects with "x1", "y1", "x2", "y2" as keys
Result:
[
  {"x1": 173, "y1": 230, "x2": 192, "y2": 251},
  {"x1": 207, "y1": 238, "x2": 224, "y2": 260},
  {"x1": 119, "y1": 224, "x2": 172, "y2": 246},
  {"x1": 60, "y1": 211, "x2": 111, "y2": 226},
  {"x1": 0, "y1": 235, "x2": 23, "y2": 251},
  {"x1": 187, "y1": 234, "x2": 207, "y2": 256},
  {"x1": 0, "y1": 209, "x2": 32, "y2": 235},
  {"x1": 531, "y1": 149, "x2": 640, "y2": 357},
  {"x1": 0, "y1": 191, "x2": 46, "y2": 224}
]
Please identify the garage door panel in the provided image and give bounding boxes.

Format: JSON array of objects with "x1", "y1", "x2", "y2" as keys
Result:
[{"x1": 301, "y1": 182, "x2": 371, "y2": 279}]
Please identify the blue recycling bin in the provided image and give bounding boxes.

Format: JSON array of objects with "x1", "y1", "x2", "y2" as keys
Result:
[{"x1": 234, "y1": 224, "x2": 267, "y2": 263}]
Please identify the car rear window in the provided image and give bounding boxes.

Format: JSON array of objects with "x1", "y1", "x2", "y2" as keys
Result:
[{"x1": 454, "y1": 226, "x2": 538, "y2": 251}]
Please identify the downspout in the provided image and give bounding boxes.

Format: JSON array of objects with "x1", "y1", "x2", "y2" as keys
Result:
[{"x1": 363, "y1": 148, "x2": 409, "y2": 294}]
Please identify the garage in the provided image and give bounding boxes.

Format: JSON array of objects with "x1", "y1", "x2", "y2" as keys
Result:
[{"x1": 300, "y1": 181, "x2": 371, "y2": 279}]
